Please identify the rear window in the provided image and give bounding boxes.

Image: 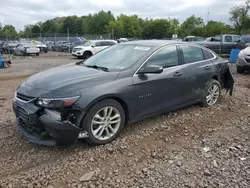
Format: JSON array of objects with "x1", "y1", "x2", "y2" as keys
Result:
[
  {"x1": 180, "y1": 45, "x2": 205, "y2": 64},
  {"x1": 225, "y1": 36, "x2": 233, "y2": 42},
  {"x1": 203, "y1": 50, "x2": 214, "y2": 60}
]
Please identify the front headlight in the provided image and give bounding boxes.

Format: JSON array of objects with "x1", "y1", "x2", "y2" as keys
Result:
[{"x1": 36, "y1": 96, "x2": 80, "y2": 108}]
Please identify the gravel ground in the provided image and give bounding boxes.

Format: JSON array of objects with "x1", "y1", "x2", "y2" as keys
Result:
[
  {"x1": 0, "y1": 59, "x2": 249, "y2": 188},
  {"x1": 0, "y1": 56, "x2": 78, "y2": 78}
]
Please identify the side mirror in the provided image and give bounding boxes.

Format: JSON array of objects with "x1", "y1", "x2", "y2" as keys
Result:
[
  {"x1": 137, "y1": 65, "x2": 163, "y2": 74},
  {"x1": 91, "y1": 44, "x2": 96, "y2": 48},
  {"x1": 211, "y1": 37, "x2": 214, "y2": 41}
]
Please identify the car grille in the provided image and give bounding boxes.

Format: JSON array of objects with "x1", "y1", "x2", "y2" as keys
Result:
[
  {"x1": 19, "y1": 119, "x2": 50, "y2": 139},
  {"x1": 73, "y1": 48, "x2": 81, "y2": 51},
  {"x1": 17, "y1": 106, "x2": 29, "y2": 122},
  {"x1": 245, "y1": 58, "x2": 250, "y2": 63},
  {"x1": 16, "y1": 93, "x2": 35, "y2": 102}
]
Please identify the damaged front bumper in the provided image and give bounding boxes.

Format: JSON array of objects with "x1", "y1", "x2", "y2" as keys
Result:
[{"x1": 13, "y1": 99, "x2": 86, "y2": 146}]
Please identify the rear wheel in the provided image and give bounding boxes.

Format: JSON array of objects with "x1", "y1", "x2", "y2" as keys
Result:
[
  {"x1": 82, "y1": 99, "x2": 125, "y2": 145},
  {"x1": 36, "y1": 53, "x2": 39, "y2": 56},
  {"x1": 237, "y1": 67, "x2": 244, "y2": 74},
  {"x1": 201, "y1": 79, "x2": 221, "y2": 107}
]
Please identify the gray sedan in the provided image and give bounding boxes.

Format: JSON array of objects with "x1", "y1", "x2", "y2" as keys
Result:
[{"x1": 13, "y1": 40, "x2": 234, "y2": 146}]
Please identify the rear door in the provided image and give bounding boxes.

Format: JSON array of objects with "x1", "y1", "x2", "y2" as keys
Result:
[{"x1": 179, "y1": 45, "x2": 215, "y2": 101}]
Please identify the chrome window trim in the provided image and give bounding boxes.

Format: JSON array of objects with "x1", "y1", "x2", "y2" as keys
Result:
[{"x1": 133, "y1": 44, "x2": 216, "y2": 76}]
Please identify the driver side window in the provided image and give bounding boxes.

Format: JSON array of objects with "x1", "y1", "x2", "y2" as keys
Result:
[{"x1": 146, "y1": 46, "x2": 178, "y2": 68}]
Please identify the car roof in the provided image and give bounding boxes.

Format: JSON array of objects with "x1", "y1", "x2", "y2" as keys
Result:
[{"x1": 124, "y1": 40, "x2": 188, "y2": 47}]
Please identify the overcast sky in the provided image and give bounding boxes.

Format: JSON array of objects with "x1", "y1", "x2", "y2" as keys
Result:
[{"x1": 0, "y1": 0, "x2": 245, "y2": 31}]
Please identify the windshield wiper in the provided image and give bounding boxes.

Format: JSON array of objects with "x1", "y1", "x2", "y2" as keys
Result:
[{"x1": 86, "y1": 65, "x2": 109, "y2": 72}]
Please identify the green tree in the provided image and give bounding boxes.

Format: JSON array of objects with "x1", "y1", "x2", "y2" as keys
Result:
[
  {"x1": 142, "y1": 19, "x2": 172, "y2": 39},
  {"x1": 62, "y1": 16, "x2": 84, "y2": 34},
  {"x1": 107, "y1": 14, "x2": 143, "y2": 38},
  {"x1": 31, "y1": 24, "x2": 41, "y2": 34},
  {"x1": 229, "y1": 0, "x2": 250, "y2": 34},
  {"x1": 42, "y1": 20, "x2": 58, "y2": 34},
  {"x1": 205, "y1": 21, "x2": 231, "y2": 36},
  {"x1": 179, "y1": 15, "x2": 204, "y2": 36},
  {"x1": 87, "y1": 10, "x2": 115, "y2": 34},
  {"x1": 0, "y1": 23, "x2": 3, "y2": 38},
  {"x1": 19, "y1": 24, "x2": 33, "y2": 38},
  {"x1": 3, "y1": 25, "x2": 18, "y2": 39}
]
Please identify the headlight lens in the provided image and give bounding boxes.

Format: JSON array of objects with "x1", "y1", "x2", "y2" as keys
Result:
[{"x1": 36, "y1": 96, "x2": 80, "y2": 108}]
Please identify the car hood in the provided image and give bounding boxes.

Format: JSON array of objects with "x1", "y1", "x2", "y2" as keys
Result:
[
  {"x1": 241, "y1": 46, "x2": 250, "y2": 55},
  {"x1": 24, "y1": 63, "x2": 119, "y2": 92}
]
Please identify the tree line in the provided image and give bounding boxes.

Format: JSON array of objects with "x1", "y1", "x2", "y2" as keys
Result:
[{"x1": 1, "y1": 0, "x2": 250, "y2": 40}]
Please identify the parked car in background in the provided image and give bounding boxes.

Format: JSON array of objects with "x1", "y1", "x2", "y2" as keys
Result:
[
  {"x1": 13, "y1": 40, "x2": 234, "y2": 146},
  {"x1": 52, "y1": 41, "x2": 70, "y2": 52},
  {"x1": 183, "y1": 36, "x2": 205, "y2": 42},
  {"x1": 13, "y1": 43, "x2": 40, "y2": 56},
  {"x1": 196, "y1": 34, "x2": 247, "y2": 54},
  {"x1": 1, "y1": 42, "x2": 18, "y2": 54},
  {"x1": 32, "y1": 41, "x2": 48, "y2": 53},
  {"x1": 237, "y1": 46, "x2": 250, "y2": 73},
  {"x1": 117, "y1": 38, "x2": 129, "y2": 43},
  {"x1": 72, "y1": 40, "x2": 117, "y2": 59},
  {"x1": 45, "y1": 41, "x2": 55, "y2": 51},
  {"x1": 70, "y1": 40, "x2": 86, "y2": 52}
]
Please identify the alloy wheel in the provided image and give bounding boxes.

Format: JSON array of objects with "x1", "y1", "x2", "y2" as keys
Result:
[
  {"x1": 206, "y1": 84, "x2": 220, "y2": 106},
  {"x1": 91, "y1": 106, "x2": 121, "y2": 141}
]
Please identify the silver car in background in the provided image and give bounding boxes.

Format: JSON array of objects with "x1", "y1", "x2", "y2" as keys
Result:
[
  {"x1": 237, "y1": 47, "x2": 250, "y2": 73},
  {"x1": 13, "y1": 43, "x2": 40, "y2": 56}
]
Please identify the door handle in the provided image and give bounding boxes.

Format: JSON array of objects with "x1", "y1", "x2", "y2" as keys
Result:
[
  {"x1": 173, "y1": 72, "x2": 182, "y2": 77},
  {"x1": 205, "y1": 66, "x2": 211, "y2": 70}
]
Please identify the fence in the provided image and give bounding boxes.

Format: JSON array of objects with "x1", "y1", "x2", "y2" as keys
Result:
[{"x1": 0, "y1": 33, "x2": 112, "y2": 44}]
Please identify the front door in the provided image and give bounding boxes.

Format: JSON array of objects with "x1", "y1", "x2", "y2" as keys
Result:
[{"x1": 132, "y1": 45, "x2": 190, "y2": 119}]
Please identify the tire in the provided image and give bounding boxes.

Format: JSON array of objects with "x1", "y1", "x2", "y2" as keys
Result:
[
  {"x1": 237, "y1": 67, "x2": 244, "y2": 74},
  {"x1": 83, "y1": 51, "x2": 92, "y2": 59},
  {"x1": 36, "y1": 53, "x2": 39, "y2": 56},
  {"x1": 81, "y1": 99, "x2": 125, "y2": 145},
  {"x1": 20, "y1": 51, "x2": 26, "y2": 56},
  {"x1": 201, "y1": 79, "x2": 221, "y2": 107}
]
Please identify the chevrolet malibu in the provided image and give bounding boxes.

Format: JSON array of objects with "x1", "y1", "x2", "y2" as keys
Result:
[{"x1": 13, "y1": 40, "x2": 234, "y2": 146}]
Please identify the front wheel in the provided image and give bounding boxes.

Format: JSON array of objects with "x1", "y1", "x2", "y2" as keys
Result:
[
  {"x1": 237, "y1": 67, "x2": 244, "y2": 74},
  {"x1": 82, "y1": 99, "x2": 125, "y2": 145},
  {"x1": 201, "y1": 79, "x2": 221, "y2": 107},
  {"x1": 83, "y1": 51, "x2": 92, "y2": 59}
]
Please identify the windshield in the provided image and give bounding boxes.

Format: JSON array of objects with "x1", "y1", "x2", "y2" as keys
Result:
[
  {"x1": 83, "y1": 41, "x2": 94, "y2": 47},
  {"x1": 84, "y1": 44, "x2": 151, "y2": 71}
]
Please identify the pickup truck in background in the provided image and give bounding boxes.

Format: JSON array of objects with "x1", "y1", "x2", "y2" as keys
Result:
[{"x1": 195, "y1": 34, "x2": 247, "y2": 54}]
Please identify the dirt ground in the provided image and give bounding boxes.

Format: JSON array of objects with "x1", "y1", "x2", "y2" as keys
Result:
[{"x1": 0, "y1": 57, "x2": 249, "y2": 188}]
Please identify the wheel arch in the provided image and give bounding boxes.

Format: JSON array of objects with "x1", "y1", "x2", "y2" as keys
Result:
[
  {"x1": 84, "y1": 50, "x2": 93, "y2": 55},
  {"x1": 82, "y1": 94, "x2": 130, "y2": 125}
]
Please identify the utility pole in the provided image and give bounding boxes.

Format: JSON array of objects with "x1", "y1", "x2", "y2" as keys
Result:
[
  {"x1": 5, "y1": 31, "x2": 10, "y2": 57},
  {"x1": 40, "y1": 25, "x2": 43, "y2": 53},
  {"x1": 67, "y1": 28, "x2": 70, "y2": 53},
  {"x1": 112, "y1": 28, "x2": 114, "y2": 39},
  {"x1": 207, "y1": 8, "x2": 210, "y2": 25}
]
